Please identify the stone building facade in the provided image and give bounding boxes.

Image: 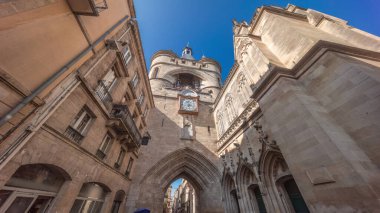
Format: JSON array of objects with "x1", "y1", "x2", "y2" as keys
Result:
[
  {"x1": 215, "y1": 4, "x2": 380, "y2": 213},
  {"x1": 1, "y1": 2, "x2": 380, "y2": 213},
  {"x1": 127, "y1": 3, "x2": 380, "y2": 213},
  {"x1": 171, "y1": 179, "x2": 195, "y2": 213},
  {"x1": 0, "y1": 0, "x2": 153, "y2": 212},
  {"x1": 126, "y1": 46, "x2": 224, "y2": 212}
]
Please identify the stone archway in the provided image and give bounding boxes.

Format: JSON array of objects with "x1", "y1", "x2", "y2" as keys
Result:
[
  {"x1": 258, "y1": 149, "x2": 309, "y2": 213},
  {"x1": 221, "y1": 171, "x2": 240, "y2": 213},
  {"x1": 236, "y1": 164, "x2": 262, "y2": 213},
  {"x1": 135, "y1": 148, "x2": 223, "y2": 213}
]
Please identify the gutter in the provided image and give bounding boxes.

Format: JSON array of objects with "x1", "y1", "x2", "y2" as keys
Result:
[{"x1": 0, "y1": 15, "x2": 129, "y2": 126}]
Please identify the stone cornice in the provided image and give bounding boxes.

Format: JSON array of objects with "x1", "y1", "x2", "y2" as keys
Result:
[
  {"x1": 216, "y1": 100, "x2": 261, "y2": 151},
  {"x1": 149, "y1": 61, "x2": 221, "y2": 76},
  {"x1": 127, "y1": 0, "x2": 136, "y2": 18},
  {"x1": 42, "y1": 124, "x2": 132, "y2": 181},
  {"x1": 251, "y1": 40, "x2": 380, "y2": 102},
  {"x1": 150, "y1": 51, "x2": 221, "y2": 72},
  {"x1": 247, "y1": 6, "x2": 308, "y2": 35},
  {"x1": 151, "y1": 50, "x2": 178, "y2": 62},
  {"x1": 213, "y1": 62, "x2": 239, "y2": 109}
]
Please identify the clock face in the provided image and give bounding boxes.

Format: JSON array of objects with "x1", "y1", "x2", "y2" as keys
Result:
[{"x1": 181, "y1": 99, "x2": 197, "y2": 111}]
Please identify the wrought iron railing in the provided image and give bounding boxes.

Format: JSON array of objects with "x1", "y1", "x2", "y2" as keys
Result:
[
  {"x1": 64, "y1": 126, "x2": 84, "y2": 143},
  {"x1": 110, "y1": 104, "x2": 142, "y2": 148}
]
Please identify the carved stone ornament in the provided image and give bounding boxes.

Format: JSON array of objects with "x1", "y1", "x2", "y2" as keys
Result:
[{"x1": 253, "y1": 121, "x2": 278, "y2": 149}]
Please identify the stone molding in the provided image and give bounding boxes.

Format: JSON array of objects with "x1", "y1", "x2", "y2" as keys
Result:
[
  {"x1": 213, "y1": 62, "x2": 239, "y2": 108},
  {"x1": 216, "y1": 100, "x2": 260, "y2": 151},
  {"x1": 140, "y1": 148, "x2": 221, "y2": 190},
  {"x1": 251, "y1": 40, "x2": 380, "y2": 102}
]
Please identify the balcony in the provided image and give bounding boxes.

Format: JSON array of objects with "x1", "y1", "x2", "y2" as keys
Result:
[
  {"x1": 109, "y1": 104, "x2": 141, "y2": 150},
  {"x1": 64, "y1": 126, "x2": 84, "y2": 143},
  {"x1": 95, "y1": 80, "x2": 113, "y2": 110},
  {"x1": 67, "y1": 0, "x2": 108, "y2": 16}
]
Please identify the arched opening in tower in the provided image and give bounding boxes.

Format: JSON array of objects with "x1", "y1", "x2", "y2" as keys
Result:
[
  {"x1": 164, "y1": 178, "x2": 198, "y2": 213},
  {"x1": 174, "y1": 73, "x2": 201, "y2": 90}
]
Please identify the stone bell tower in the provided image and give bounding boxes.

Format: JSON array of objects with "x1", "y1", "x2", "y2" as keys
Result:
[{"x1": 126, "y1": 46, "x2": 225, "y2": 213}]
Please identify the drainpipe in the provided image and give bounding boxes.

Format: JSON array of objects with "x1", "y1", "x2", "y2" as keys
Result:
[{"x1": 0, "y1": 15, "x2": 129, "y2": 126}]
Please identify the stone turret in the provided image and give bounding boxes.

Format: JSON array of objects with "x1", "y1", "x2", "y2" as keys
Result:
[{"x1": 149, "y1": 45, "x2": 222, "y2": 103}]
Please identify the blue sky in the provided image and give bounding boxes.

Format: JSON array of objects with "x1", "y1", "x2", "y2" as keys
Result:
[
  {"x1": 135, "y1": 0, "x2": 380, "y2": 81},
  {"x1": 169, "y1": 178, "x2": 183, "y2": 197}
]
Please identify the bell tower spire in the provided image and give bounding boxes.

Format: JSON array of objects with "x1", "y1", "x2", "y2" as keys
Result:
[{"x1": 181, "y1": 43, "x2": 195, "y2": 60}]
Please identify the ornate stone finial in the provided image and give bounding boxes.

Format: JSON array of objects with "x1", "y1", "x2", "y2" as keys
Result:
[
  {"x1": 221, "y1": 154, "x2": 227, "y2": 168},
  {"x1": 254, "y1": 121, "x2": 279, "y2": 149},
  {"x1": 248, "y1": 147, "x2": 254, "y2": 159},
  {"x1": 229, "y1": 154, "x2": 235, "y2": 171},
  {"x1": 232, "y1": 19, "x2": 239, "y2": 26}
]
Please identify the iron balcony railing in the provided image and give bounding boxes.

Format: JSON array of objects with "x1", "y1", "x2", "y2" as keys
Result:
[
  {"x1": 95, "y1": 80, "x2": 113, "y2": 109},
  {"x1": 64, "y1": 126, "x2": 84, "y2": 143},
  {"x1": 110, "y1": 104, "x2": 142, "y2": 148}
]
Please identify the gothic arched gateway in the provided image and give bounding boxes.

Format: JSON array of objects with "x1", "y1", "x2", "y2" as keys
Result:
[{"x1": 134, "y1": 148, "x2": 223, "y2": 213}]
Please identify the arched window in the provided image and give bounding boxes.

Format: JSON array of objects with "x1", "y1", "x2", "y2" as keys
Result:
[
  {"x1": 248, "y1": 185, "x2": 267, "y2": 213},
  {"x1": 225, "y1": 94, "x2": 237, "y2": 124},
  {"x1": 111, "y1": 190, "x2": 126, "y2": 213},
  {"x1": 152, "y1": 67, "x2": 159, "y2": 78},
  {"x1": 174, "y1": 73, "x2": 201, "y2": 90},
  {"x1": 282, "y1": 179, "x2": 309, "y2": 213},
  {"x1": 70, "y1": 182, "x2": 111, "y2": 213},
  {"x1": 217, "y1": 110, "x2": 225, "y2": 137},
  {"x1": 0, "y1": 164, "x2": 70, "y2": 212},
  {"x1": 236, "y1": 73, "x2": 249, "y2": 105}
]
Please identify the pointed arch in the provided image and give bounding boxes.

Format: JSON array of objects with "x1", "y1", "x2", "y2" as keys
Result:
[
  {"x1": 221, "y1": 170, "x2": 240, "y2": 213},
  {"x1": 141, "y1": 148, "x2": 220, "y2": 190},
  {"x1": 136, "y1": 148, "x2": 222, "y2": 212},
  {"x1": 258, "y1": 149, "x2": 310, "y2": 212}
]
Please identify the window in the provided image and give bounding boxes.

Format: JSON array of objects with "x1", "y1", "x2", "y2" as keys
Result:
[
  {"x1": 123, "y1": 46, "x2": 132, "y2": 65},
  {"x1": 96, "y1": 133, "x2": 113, "y2": 160},
  {"x1": 111, "y1": 191, "x2": 126, "y2": 213},
  {"x1": 70, "y1": 183, "x2": 110, "y2": 213},
  {"x1": 73, "y1": 110, "x2": 92, "y2": 133},
  {"x1": 102, "y1": 67, "x2": 117, "y2": 89},
  {"x1": 65, "y1": 106, "x2": 94, "y2": 143},
  {"x1": 152, "y1": 67, "x2": 159, "y2": 78},
  {"x1": 114, "y1": 148, "x2": 126, "y2": 169},
  {"x1": 96, "y1": 66, "x2": 117, "y2": 106},
  {"x1": 131, "y1": 73, "x2": 139, "y2": 89},
  {"x1": 0, "y1": 164, "x2": 69, "y2": 213},
  {"x1": 125, "y1": 158, "x2": 134, "y2": 177},
  {"x1": 174, "y1": 73, "x2": 201, "y2": 89},
  {"x1": 137, "y1": 92, "x2": 145, "y2": 106}
]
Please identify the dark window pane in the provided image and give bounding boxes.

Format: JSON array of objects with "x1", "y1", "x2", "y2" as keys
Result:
[
  {"x1": 0, "y1": 190, "x2": 12, "y2": 208},
  {"x1": 92, "y1": 201, "x2": 104, "y2": 213},
  {"x1": 81, "y1": 200, "x2": 95, "y2": 213},
  {"x1": 253, "y1": 187, "x2": 267, "y2": 213},
  {"x1": 111, "y1": 201, "x2": 121, "y2": 213},
  {"x1": 5, "y1": 197, "x2": 34, "y2": 213},
  {"x1": 70, "y1": 199, "x2": 84, "y2": 213},
  {"x1": 284, "y1": 179, "x2": 309, "y2": 213},
  {"x1": 28, "y1": 196, "x2": 53, "y2": 213}
]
